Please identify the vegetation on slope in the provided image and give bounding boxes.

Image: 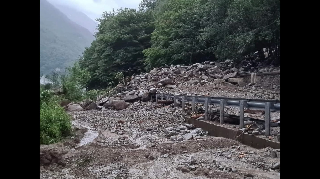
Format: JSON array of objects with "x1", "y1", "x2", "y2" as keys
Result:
[
  {"x1": 77, "y1": 0, "x2": 279, "y2": 90},
  {"x1": 40, "y1": 88, "x2": 71, "y2": 144},
  {"x1": 40, "y1": 0, "x2": 95, "y2": 75}
]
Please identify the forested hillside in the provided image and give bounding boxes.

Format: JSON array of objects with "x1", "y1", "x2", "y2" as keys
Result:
[
  {"x1": 40, "y1": 0, "x2": 94, "y2": 75},
  {"x1": 77, "y1": 0, "x2": 280, "y2": 90},
  {"x1": 48, "y1": 1, "x2": 98, "y2": 34}
]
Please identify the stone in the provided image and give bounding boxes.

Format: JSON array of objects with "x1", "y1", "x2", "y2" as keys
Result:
[
  {"x1": 165, "y1": 84, "x2": 176, "y2": 89},
  {"x1": 149, "y1": 88, "x2": 157, "y2": 94},
  {"x1": 176, "y1": 136, "x2": 184, "y2": 141},
  {"x1": 86, "y1": 102, "x2": 98, "y2": 110},
  {"x1": 271, "y1": 162, "x2": 280, "y2": 170},
  {"x1": 159, "y1": 77, "x2": 174, "y2": 85},
  {"x1": 139, "y1": 91, "x2": 150, "y2": 102},
  {"x1": 270, "y1": 151, "x2": 277, "y2": 158},
  {"x1": 124, "y1": 94, "x2": 139, "y2": 102},
  {"x1": 228, "y1": 78, "x2": 244, "y2": 85},
  {"x1": 170, "y1": 136, "x2": 177, "y2": 141},
  {"x1": 177, "y1": 166, "x2": 190, "y2": 173},
  {"x1": 111, "y1": 100, "x2": 129, "y2": 110},
  {"x1": 223, "y1": 72, "x2": 238, "y2": 80},
  {"x1": 67, "y1": 104, "x2": 83, "y2": 111}
]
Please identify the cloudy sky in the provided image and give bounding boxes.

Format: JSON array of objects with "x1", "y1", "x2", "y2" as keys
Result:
[{"x1": 48, "y1": 0, "x2": 141, "y2": 21}]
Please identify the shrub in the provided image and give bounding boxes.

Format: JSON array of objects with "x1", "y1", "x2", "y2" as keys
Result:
[{"x1": 40, "y1": 88, "x2": 71, "y2": 145}]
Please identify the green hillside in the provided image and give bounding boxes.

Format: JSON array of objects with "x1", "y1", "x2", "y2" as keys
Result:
[{"x1": 40, "y1": 0, "x2": 95, "y2": 75}]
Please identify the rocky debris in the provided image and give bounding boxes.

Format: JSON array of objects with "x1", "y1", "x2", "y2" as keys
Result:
[
  {"x1": 40, "y1": 149, "x2": 67, "y2": 167},
  {"x1": 67, "y1": 104, "x2": 83, "y2": 111},
  {"x1": 120, "y1": 60, "x2": 280, "y2": 102}
]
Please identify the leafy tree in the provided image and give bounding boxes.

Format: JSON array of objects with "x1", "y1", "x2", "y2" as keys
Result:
[{"x1": 79, "y1": 7, "x2": 155, "y2": 89}]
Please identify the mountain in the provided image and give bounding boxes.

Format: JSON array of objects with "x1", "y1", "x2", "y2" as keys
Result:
[
  {"x1": 40, "y1": 0, "x2": 95, "y2": 75},
  {"x1": 48, "y1": 2, "x2": 98, "y2": 34}
]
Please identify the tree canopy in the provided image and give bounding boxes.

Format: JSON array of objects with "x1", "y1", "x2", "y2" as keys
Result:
[{"x1": 78, "y1": 0, "x2": 280, "y2": 89}]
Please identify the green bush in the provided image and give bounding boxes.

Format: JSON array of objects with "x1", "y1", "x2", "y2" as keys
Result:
[{"x1": 40, "y1": 88, "x2": 71, "y2": 145}]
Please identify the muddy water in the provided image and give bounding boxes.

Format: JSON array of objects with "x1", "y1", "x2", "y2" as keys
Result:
[{"x1": 71, "y1": 120, "x2": 98, "y2": 147}]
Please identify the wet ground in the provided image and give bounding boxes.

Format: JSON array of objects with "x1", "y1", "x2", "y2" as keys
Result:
[{"x1": 40, "y1": 102, "x2": 280, "y2": 179}]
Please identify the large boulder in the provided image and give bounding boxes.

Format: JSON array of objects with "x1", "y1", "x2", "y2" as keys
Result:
[
  {"x1": 111, "y1": 100, "x2": 129, "y2": 110},
  {"x1": 123, "y1": 94, "x2": 139, "y2": 102},
  {"x1": 85, "y1": 102, "x2": 98, "y2": 110},
  {"x1": 67, "y1": 104, "x2": 83, "y2": 111}
]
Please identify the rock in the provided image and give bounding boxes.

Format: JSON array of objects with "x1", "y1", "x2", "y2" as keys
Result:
[
  {"x1": 67, "y1": 104, "x2": 83, "y2": 111},
  {"x1": 270, "y1": 151, "x2": 277, "y2": 158},
  {"x1": 98, "y1": 97, "x2": 109, "y2": 106},
  {"x1": 177, "y1": 166, "x2": 190, "y2": 173},
  {"x1": 86, "y1": 102, "x2": 98, "y2": 110},
  {"x1": 223, "y1": 72, "x2": 237, "y2": 80},
  {"x1": 111, "y1": 100, "x2": 129, "y2": 110},
  {"x1": 202, "y1": 75, "x2": 209, "y2": 80},
  {"x1": 214, "y1": 79, "x2": 225, "y2": 84},
  {"x1": 149, "y1": 88, "x2": 157, "y2": 94},
  {"x1": 189, "y1": 165, "x2": 197, "y2": 171},
  {"x1": 140, "y1": 91, "x2": 150, "y2": 102},
  {"x1": 157, "y1": 83, "x2": 163, "y2": 87},
  {"x1": 148, "y1": 155, "x2": 155, "y2": 160},
  {"x1": 228, "y1": 78, "x2": 244, "y2": 85},
  {"x1": 182, "y1": 133, "x2": 194, "y2": 140},
  {"x1": 178, "y1": 125, "x2": 187, "y2": 130},
  {"x1": 159, "y1": 77, "x2": 174, "y2": 85},
  {"x1": 176, "y1": 136, "x2": 184, "y2": 141},
  {"x1": 271, "y1": 162, "x2": 280, "y2": 170},
  {"x1": 124, "y1": 94, "x2": 139, "y2": 102},
  {"x1": 165, "y1": 84, "x2": 176, "y2": 89},
  {"x1": 184, "y1": 124, "x2": 194, "y2": 129}
]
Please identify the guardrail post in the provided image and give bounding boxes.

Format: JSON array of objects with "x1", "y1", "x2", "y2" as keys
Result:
[
  {"x1": 265, "y1": 102, "x2": 271, "y2": 136},
  {"x1": 220, "y1": 99, "x2": 225, "y2": 124},
  {"x1": 174, "y1": 95, "x2": 178, "y2": 107},
  {"x1": 192, "y1": 96, "x2": 196, "y2": 113},
  {"x1": 240, "y1": 100, "x2": 246, "y2": 128},
  {"x1": 204, "y1": 97, "x2": 209, "y2": 120},
  {"x1": 166, "y1": 94, "x2": 169, "y2": 101},
  {"x1": 161, "y1": 94, "x2": 164, "y2": 100},
  {"x1": 182, "y1": 96, "x2": 185, "y2": 112}
]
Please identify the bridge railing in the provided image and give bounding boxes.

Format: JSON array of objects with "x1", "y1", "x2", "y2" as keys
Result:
[{"x1": 155, "y1": 93, "x2": 280, "y2": 136}]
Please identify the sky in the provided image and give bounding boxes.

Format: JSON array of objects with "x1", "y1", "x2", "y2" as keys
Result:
[{"x1": 48, "y1": 0, "x2": 141, "y2": 21}]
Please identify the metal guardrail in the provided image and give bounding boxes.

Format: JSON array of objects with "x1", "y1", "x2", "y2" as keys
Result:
[{"x1": 155, "y1": 93, "x2": 280, "y2": 136}]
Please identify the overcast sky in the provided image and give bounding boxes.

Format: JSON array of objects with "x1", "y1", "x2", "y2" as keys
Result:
[{"x1": 48, "y1": 0, "x2": 141, "y2": 21}]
